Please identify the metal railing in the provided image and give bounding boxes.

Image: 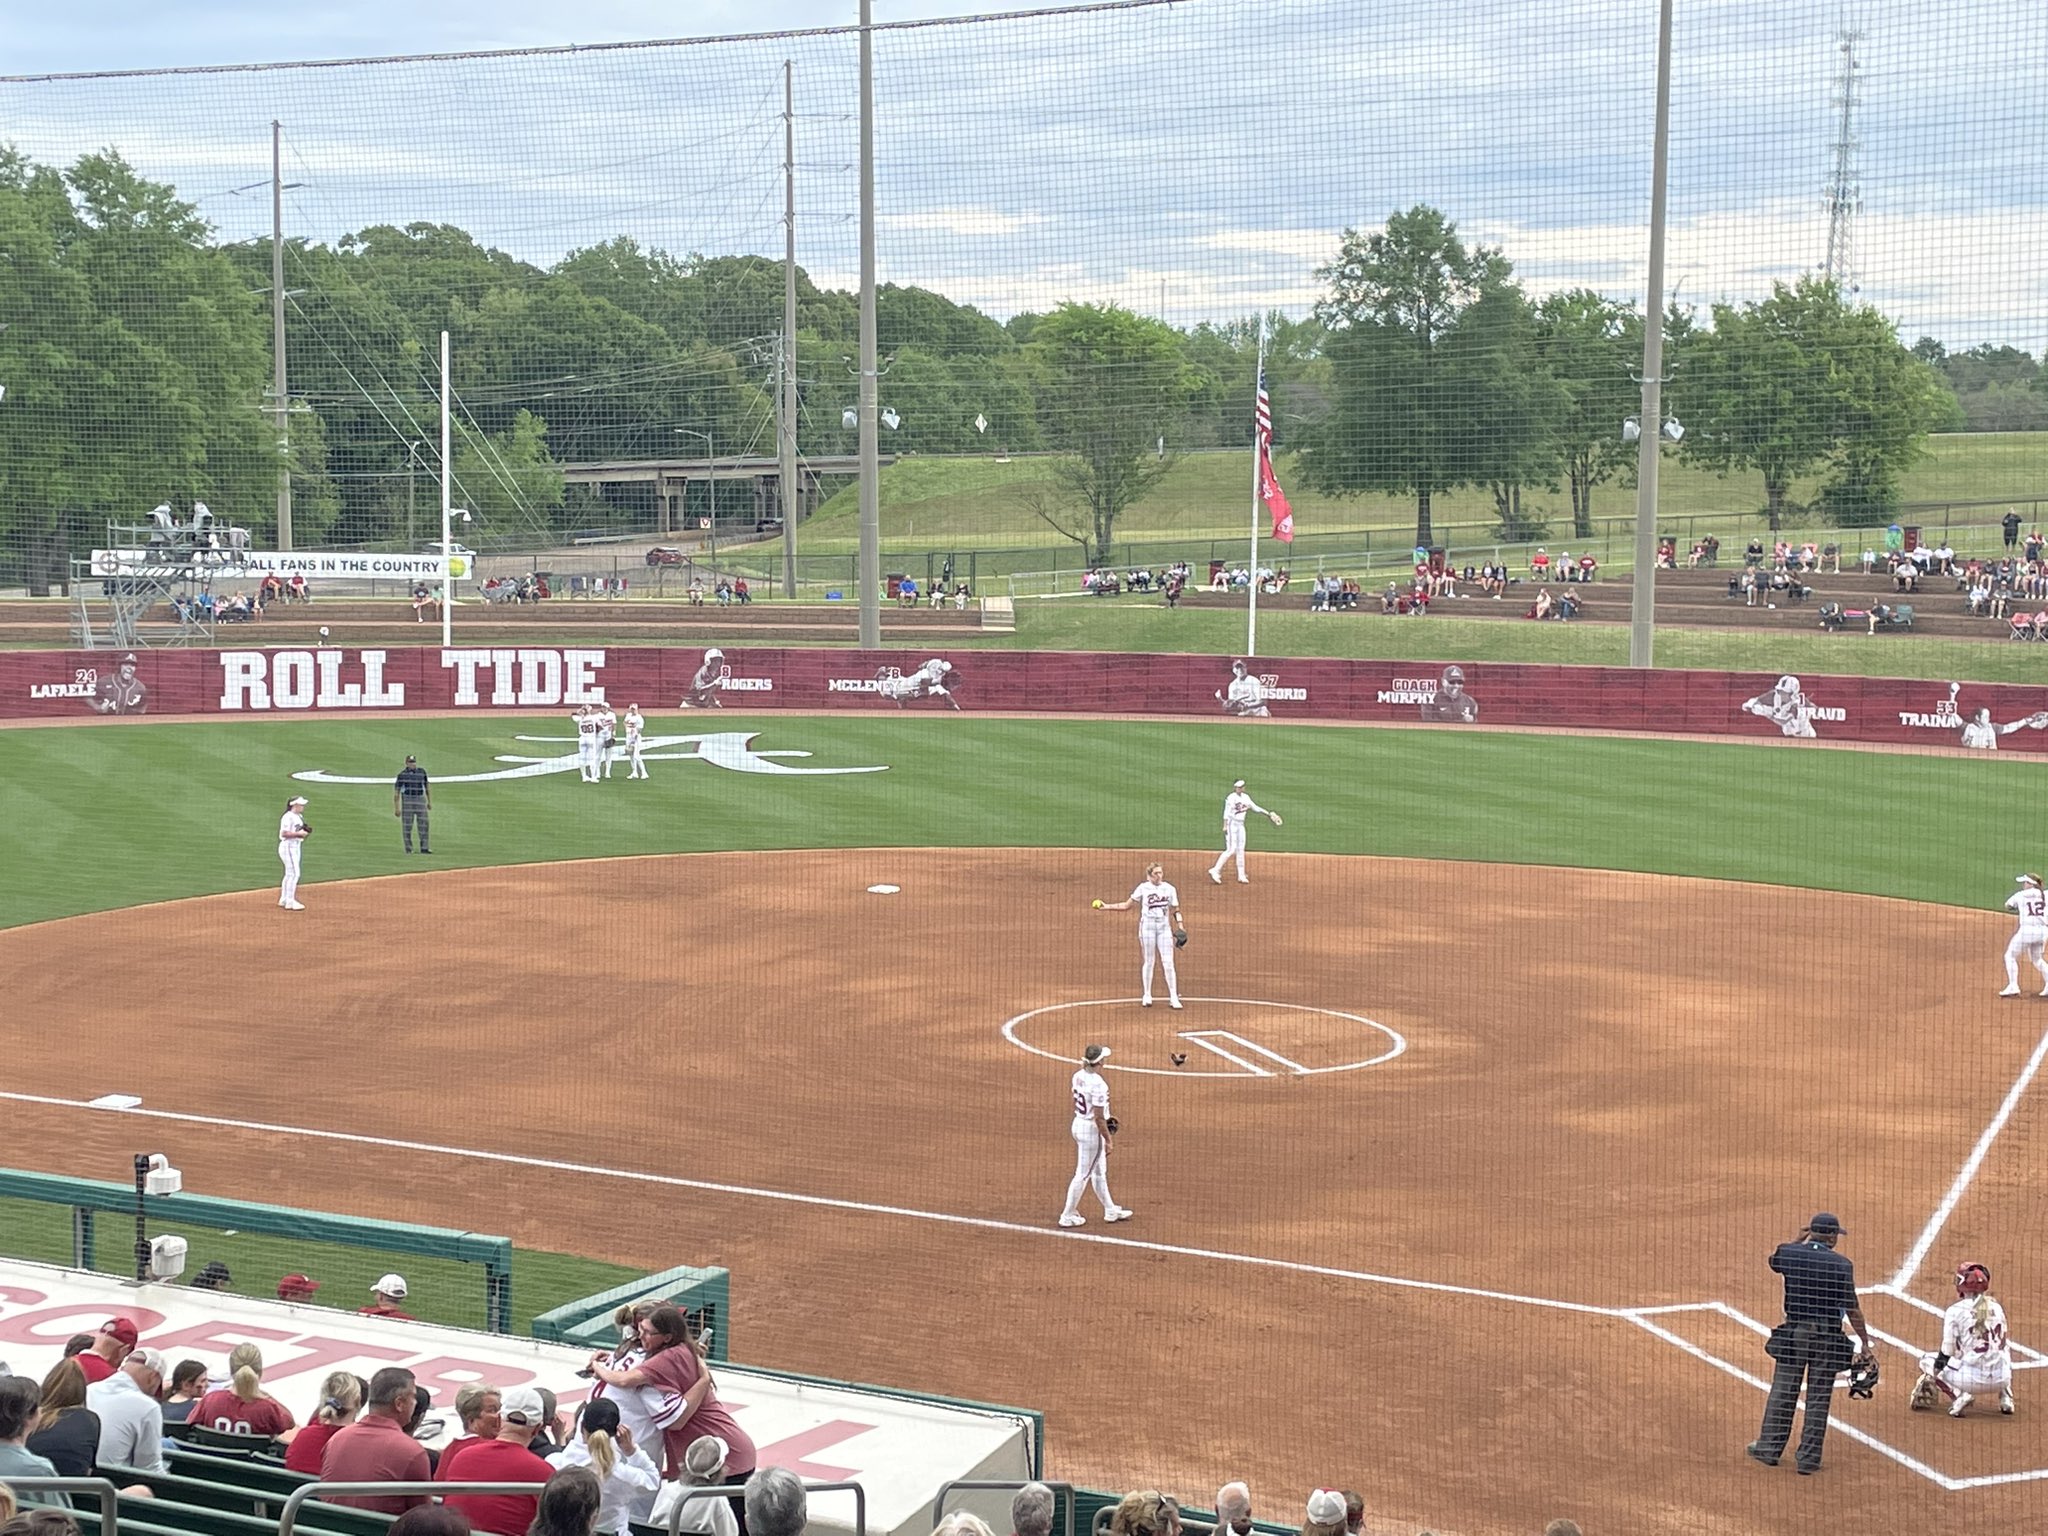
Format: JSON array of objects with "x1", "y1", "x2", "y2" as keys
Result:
[
  {"x1": 932, "y1": 1481, "x2": 1074, "y2": 1536},
  {"x1": 665, "y1": 1479, "x2": 866, "y2": 1536},
  {"x1": 279, "y1": 1483, "x2": 552, "y2": 1536},
  {"x1": 5, "y1": 1478, "x2": 121, "y2": 1533}
]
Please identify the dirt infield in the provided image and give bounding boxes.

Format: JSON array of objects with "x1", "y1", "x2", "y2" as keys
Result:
[{"x1": 3, "y1": 850, "x2": 2043, "y2": 1535}]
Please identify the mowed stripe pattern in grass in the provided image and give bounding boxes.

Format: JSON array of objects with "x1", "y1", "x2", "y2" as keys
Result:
[{"x1": 0, "y1": 714, "x2": 2018, "y2": 928}]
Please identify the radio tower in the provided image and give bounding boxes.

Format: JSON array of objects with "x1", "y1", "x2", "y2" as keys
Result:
[{"x1": 1822, "y1": 27, "x2": 1863, "y2": 294}]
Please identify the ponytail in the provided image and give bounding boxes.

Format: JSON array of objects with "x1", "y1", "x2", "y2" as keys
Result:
[
  {"x1": 232, "y1": 1364, "x2": 262, "y2": 1400},
  {"x1": 1974, "y1": 1295, "x2": 1992, "y2": 1335},
  {"x1": 585, "y1": 1427, "x2": 618, "y2": 1482}
]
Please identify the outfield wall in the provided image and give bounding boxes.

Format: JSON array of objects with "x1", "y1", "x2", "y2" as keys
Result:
[{"x1": 5, "y1": 645, "x2": 2045, "y2": 752}]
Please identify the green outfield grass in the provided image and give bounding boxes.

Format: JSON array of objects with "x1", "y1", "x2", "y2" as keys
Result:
[
  {"x1": 0, "y1": 1195, "x2": 639, "y2": 1334},
  {"x1": 795, "y1": 434, "x2": 2048, "y2": 551},
  {"x1": 0, "y1": 713, "x2": 2023, "y2": 931}
]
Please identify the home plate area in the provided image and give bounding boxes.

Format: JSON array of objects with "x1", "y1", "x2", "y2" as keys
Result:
[
  {"x1": 1630, "y1": 1289, "x2": 2048, "y2": 1489},
  {"x1": 1002, "y1": 997, "x2": 1406, "y2": 1079}
]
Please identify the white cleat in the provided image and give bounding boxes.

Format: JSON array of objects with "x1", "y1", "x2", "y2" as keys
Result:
[
  {"x1": 2000, "y1": 986, "x2": 2023, "y2": 996},
  {"x1": 2001, "y1": 1389, "x2": 2016, "y2": 1414},
  {"x1": 1208, "y1": 869, "x2": 1222, "y2": 884},
  {"x1": 1141, "y1": 999, "x2": 1153, "y2": 1008},
  {"x1": 1950, "y1": 1393, "x2": 1975, "y2": 1418},
  {"x1": 1237, "y1": 877, "x2": 1249, "y2": 884},
  {"x1": 1169, "y1": 999, "x2": 1183, "y2": 1009},
  {"x1": 1057, "y1": 1213, "x2": 1084, "y2": 1228},
  {"x1": 284, "y1": 901, "x2": 306, "y2": 911},
  {"x1": 1105, "y1": 1207, "x2": 1134, "y2": 1222}
]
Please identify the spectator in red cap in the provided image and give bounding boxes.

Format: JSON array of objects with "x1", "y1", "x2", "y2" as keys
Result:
[
  {"x1": 277, "y1": 1274, "x2": 321, "y2": 1303},
  {"x1": 74, "y1": 1321, "x2": 137, "y2": 1386}
]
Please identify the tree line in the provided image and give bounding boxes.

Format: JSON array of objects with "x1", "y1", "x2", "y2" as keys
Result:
[{"x1": 0, "y1": 149, "x2": 2023, "y2": 585}]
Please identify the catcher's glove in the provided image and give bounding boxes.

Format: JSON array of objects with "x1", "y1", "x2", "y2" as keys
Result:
[
  {"x1": 1104, "y1": 1116, "x2": 1119, "y2": 1136},
  {"x1": 1846, "y1": 1353, "x2": 1879, "y2": 1400},
  {"x1": 1173, "y1": 928, "x2": 1188, "y2": 948}
]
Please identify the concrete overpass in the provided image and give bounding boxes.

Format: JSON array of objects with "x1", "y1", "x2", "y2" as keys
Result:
[{"x1": 560, "y1": 453, "x2": 897, "y2": 533}]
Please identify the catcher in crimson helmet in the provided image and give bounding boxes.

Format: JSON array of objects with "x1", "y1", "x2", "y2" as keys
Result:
[{"x1": 1909, "y1": 1262, "x2": 2015, "y2": 1417}]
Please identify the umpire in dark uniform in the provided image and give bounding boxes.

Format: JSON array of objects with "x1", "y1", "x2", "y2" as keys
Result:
[
  {"x1": 1747, "y1": 1212, "x2": 1873, "y2": 1475},
  {"x1": 393, "y1": 755, "x2": 432, "y2": 854}
]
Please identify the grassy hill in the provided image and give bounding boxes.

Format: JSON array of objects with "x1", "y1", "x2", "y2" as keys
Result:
[{"x1": 795, "y1": 433, "x2": 2048, "y2": 553}]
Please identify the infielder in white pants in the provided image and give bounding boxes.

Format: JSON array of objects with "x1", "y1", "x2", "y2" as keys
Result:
[
  {"x1": 1093, "y1": 862, "x2": 1184, "y2": 1009},
  {"x1": 1059, "y1": 1044, "x2": 1129, "y2": 1227},
  {"x1": 2001, "y1": 873, "x2": 2048, "y2": 996},
  {"x1": 277, "y1": 795, "x2": 309, "y2": 910},
  {"x1": 624, "y1": 705, "x2": 648, "y2": 779},
  {"x1": 1209, "y1": 778, "x2": 1281, "y2": 884}
]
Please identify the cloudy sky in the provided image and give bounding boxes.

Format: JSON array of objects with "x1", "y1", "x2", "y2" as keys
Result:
[{"x1": 3, "y1": 0, "x2": 2044, "y2": 348}]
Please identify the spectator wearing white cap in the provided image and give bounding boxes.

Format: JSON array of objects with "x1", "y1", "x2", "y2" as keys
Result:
[
  {"x1": 362, "y1": 1275, "x2": 414, "y2": 1321},
  {"x1": 87, "y1": 1347, "x2": 167, "y2": 1475},
  {"x1": 652, "y1": 1434, "x2": 738, "y2": 1536},
  {"x1": 440, "y1": 1385, "x2": 554, "y2": 1536},
  {"x1": 548, "y1": 1396, "x2": 658, "y2": 1534},
  {"x1": 1213, "y1": 1485, "x2": 1252, "y2": 1536},
  {"x1": 1301, "y1": 1490, "x2": 1346, "y2": 1536}
]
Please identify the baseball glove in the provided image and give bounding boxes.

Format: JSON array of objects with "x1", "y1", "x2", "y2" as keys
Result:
[
  {"x1": 1846, "y1": 1353, "x2": 1880, "y2": 1400},
  {"x1": 1173, "y1": 927, "x2": 1188, "y2": 948},
  {"x1": 1104, "y1": 1115, "x2": 1119, "y2": 1136},
  {"x1": 1269, "y1": 812, "x2": 1283, "y2": 826}
]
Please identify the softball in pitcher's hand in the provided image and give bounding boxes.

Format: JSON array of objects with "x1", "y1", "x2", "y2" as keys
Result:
[{"x1": 1091, "y1": 899, "x2": 1104, "y2": 909}]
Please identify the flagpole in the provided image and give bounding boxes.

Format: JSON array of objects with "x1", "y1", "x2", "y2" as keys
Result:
[{"x1": 1248, "y1": 317, "x2": 1266, "y2": 658}]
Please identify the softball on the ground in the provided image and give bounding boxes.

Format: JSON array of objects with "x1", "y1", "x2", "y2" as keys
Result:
[{"x1": 1091, "y1": 899, "x2": 1104, "y2": 909}]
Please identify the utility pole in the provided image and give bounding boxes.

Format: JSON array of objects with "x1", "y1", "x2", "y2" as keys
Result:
[
  {"x1": 1822, "y1": 28, "x2": 1864, "y2": 294},
  {"x1": 780, "y1": 58, "x2": 800, "y2": 599},
  {"x1": 1628, "y1": 0, "x2": 1673, "y2": 669},
  {"x1": 271, "y1": 120, "x2": 293, "y2": 551},
  {"x1": 856, "y1": 0, "x2": 880, "y2": 647}
]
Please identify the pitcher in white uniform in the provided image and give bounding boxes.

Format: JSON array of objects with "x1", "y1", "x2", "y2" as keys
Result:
[
  {"x1": 1094, "y1": 861, "x2": 1184, "y2": 1009},
  {"x1": 624, "y1": 705, "x2": 648, "y2": 779},
  {"x1": 1058, "y1": 1044, "x2": 1130, "y2": 1228},
  {"x1": 2000, "y1": 873, "x2": 2048, "y2": 996},
  {"x1": 1910, "y1": 1262, "x2": 2015, "y2": 1417},
  {"x1": 1209, "y1": 779, "x2": 1280, "y2": 885},
  {"x1": 277, "y1": 795, "x2": 309, "y2": 910}
]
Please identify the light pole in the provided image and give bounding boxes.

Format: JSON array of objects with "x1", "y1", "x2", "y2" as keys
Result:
[{"x1": 674, "y1": 428, "x2": 716, "y2": 574}]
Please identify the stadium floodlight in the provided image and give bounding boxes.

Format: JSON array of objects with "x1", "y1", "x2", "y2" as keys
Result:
[
  {"x1": 881, "y1": 407, "x2": 901, "y2": 431},
  {"x1": 1662, "y1": 418, "x2": 1686, "y2": 442},
  {"x1": 842, "y1": 407, "x2": 858, "y2": 430},
  {"x1": 1621, "y1": 417, "x2": 1642, "y2": 443}
]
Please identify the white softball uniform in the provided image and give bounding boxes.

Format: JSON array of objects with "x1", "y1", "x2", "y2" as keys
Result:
[
  {"x1": 1222, "y1": 674, "x2": 1268, "y2": 716},
  {"x1": 598, "y1": 707, "x2": 618, "y2": 777},
  {"x1": 2006, "y1": 885, "x2": 2048, "y2": 990},
  {"x1": 625, "y1": 709, "x2": 647, "y2": 778},
  {"x1": 1130, "y1": 879, "x2": 1181, "y2": 1006},
  {"x1": 1060, "y1": 1067, "x2": 1117, "y2": 1220},
  {"x1": 1961, "y1": 719, "x2": 1999, "y2": 750},
  {"x1": 1932, "y1": 1296, "x2": 2013, "y2": 1396},
  {"x1": 1209, "y1": 788, "x2": 1270, "y2": 882},
  {"x1": 277, "y1": 810, "x2": 304, "y2": 907},
  {"x1": 576, "y1": 711, "x2": 603, "y2": 781}
]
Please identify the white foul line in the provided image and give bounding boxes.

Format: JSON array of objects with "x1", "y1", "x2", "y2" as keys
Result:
[
  {"x1": 1890, "y1": 1021, "x2": 2048, "y2": 1292},
  {"x1": 1206, "y1": 1031, "x2": 1311, "y2": 1074},
  {"x1": 0, "y1": 1089, "x2": 1619, "y2": 1319}
]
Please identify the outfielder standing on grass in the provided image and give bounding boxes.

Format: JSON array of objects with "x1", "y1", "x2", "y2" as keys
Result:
[
  {"x1": 1209, "y1": 779, "x2": 1280, "y2": 885},
  {"x1": 1058, "y1": 1044, "x2": 1130, "y2": 1228},
  {"x1": 1093, "y1": 862, "x2": 1185, "y2": 1013},
  {"x1": 2001, "y1": 873, "x2": 2048, "y2": 996},
  {"x1": 624, "y1": 705, "x2": 648, "y2": 780},
  {"x1": 277, "y1": 795, "x2": 309, "y2": 911}
]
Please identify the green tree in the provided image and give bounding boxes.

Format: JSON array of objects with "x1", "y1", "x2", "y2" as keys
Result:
[
  {"x1": 1675, "y1": 276, "x2": 1956, "y2": 529},
  {"x1": 1534, "y1": 290, "x2": 1640, "y2": 538},
  {"x1": 452, "y1": 408, "x2": 564, "y2": 536},
  {"x1": 1022, "y1": 303, "x2": 1196, "y2": 563},
  {"x1": 1296, "y1": 205, "x2": 1535, "y2": 547}
]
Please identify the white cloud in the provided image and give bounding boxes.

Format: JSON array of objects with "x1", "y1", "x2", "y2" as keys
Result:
[{"x1": 878, "y1": 207, "x2": 1047, "y2": 237}]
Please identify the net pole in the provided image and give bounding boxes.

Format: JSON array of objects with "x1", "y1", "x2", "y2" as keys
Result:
[
  {"x1": 1247, "y1": 317, "x2": 1265, "y2": 658},
  {"x1": 856, "y1": 0, "x2": 881, "y2": 647},
  {"x1": 440, "y1": 330, "x2": 453, "y2": 650},
  {"x1": 271, "y1": 120, "x2": 293, "y2": 552},
  {"x1": 780, "y1": 58, "x2": 799, "y2": 599},
  {"x1": 1628, "y1": 0, "x2": 1673, "y2": 668}
]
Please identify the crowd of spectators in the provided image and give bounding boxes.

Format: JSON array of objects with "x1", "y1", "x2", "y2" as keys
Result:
[{"x1": 482, "y1": 575, "x2": 551, "y2": 604}]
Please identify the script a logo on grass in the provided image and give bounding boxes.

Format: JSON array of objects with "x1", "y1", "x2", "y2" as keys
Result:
[{"x1": 291, "y1": 729, "x2": 888, "y2": 785}]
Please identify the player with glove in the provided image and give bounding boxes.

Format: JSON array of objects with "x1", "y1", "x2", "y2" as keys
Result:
[
  {"x1": 1209, "y1": 779, "x2": 1281, "y2": 885},
  {"x1": 1058, "y1": 1043, "x2": 1131, "y2": 1228},
  {"x1": 1909, "y1": 1262, "x2": 2014, "y2": 1417},
  {"x1": 1092, "y1": 861, "x2": 1184, "y2": 1013},
  {"x1": 277, "y1": 794, "x2": 311, "y2": 911}
]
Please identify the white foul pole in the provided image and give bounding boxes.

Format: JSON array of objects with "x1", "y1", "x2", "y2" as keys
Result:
[
  {"x1": 439, "y1": 330, "x2": 453, "y2": 650},
  {"x1": 1247, "y1": 317, "x2": 1267, "y2": 658}
]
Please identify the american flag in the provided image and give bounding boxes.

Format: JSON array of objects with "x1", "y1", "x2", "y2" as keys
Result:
[{"x1": 1256, "y1": 369, "x2": 1294, "y2": 543}]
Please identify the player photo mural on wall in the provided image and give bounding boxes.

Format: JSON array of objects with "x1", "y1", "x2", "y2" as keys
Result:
[
  {"x1": 1418, "y1": 664, "x2": 1480, "y2": 723},
  {"x1": 1216, "y1": 659, "x2": 1269, "y2": 717},
  {"x1": 1895, "y1": 682, "x2": 2048, "y2": 748},
  {"x1": 1739, "y1": 675, "x2": 1844, "y2": 738},
  {"x1": 874, "y1": 658, "x2": 964, "y2": 710},
  {"x1": 93, "y1": 654, "x2": 150, "y2": 715}
]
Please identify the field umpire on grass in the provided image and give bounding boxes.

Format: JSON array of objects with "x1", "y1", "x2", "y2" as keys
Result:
[
  {"x1": 394, "y1": 755, "x2": 432, "y2": 854},
  {"x1": 1747, "y1": 1212, "x2": 1874, "y2": 1475}
]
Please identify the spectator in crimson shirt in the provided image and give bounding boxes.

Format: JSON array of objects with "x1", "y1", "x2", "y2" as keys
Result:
[
  {"x1": 189, "y1": 1344, "x2": 296, "y2": 1439},
  {"x1": 585, "y1": 1305, "x2": 755, "y2": 1502},
  {"x1": 75, "y1": 1320, "x2": 138, "y2": 1385},
  {"x1": 440, "y1": 1386, "x2": 555, "y2": 1536},
  {"x1": 322, "y1": 1368, "x2": 431, "y2": 1512},
  {"x1": 434, "y1": 1385, "x2": 503, "y2": 1479},
  {"x1": 362, "y1": 1274, "x2": 416, "y2": 1320},
  {"x1": 284, "y1": 1372, "x2": 364, "y2": 1475}
]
